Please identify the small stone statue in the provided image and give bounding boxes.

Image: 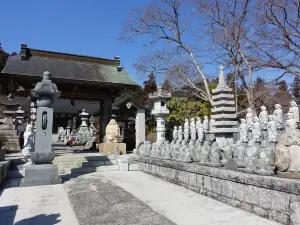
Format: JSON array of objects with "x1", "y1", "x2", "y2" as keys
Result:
[
  {"x1": 252, "y1": 117, "x2": 261, "y2": 142},
  {"x1": 89, "y1": 123, "x2": 96, "y2": 137},
  {"x1": 197, "y1": 123, "x2": 204, "y2": 142},
  {"x1": 196, "y1": 117, "x2": 202, "y2": 130},
  {"x1": 273, "y1": 104, "x2": 284, "y2": 130},
  {"x1": 289, "y1": 100, "x2": 299, "y2": 124},
  {"x1": 285, "y1": 112, "x2": 297, "y2": 132},
  {"x1": 220, "y1": 141, "x2": 233, "y2": 166},
  {"x1": 259, "y1": 106, "x2": 268, "y2": 130},
  {"x1": 193, "y1": 140, "x2": 202, "y2": 162},
  {"x1": 22, "y1": 124, "x2": 35, "y2": 163},
  {"x1": 267, "y1": 115, "x2": 277, "y2": 142},
  {"x1": 257, "y1": 140, "x2": 275, "y2": 175},
  {"x1": 246, "y1": 108, "x2": 254, "y2": 130},
  {"x1": 145, "y1": 141, "x2": 152, "y2": 157},
  {"x1": 178, "y1": 140, "x2": 187, "y2": 161},
  {"x1": 203, "y1": 116, "x2": 209, "y2": 133},
  {"x1": 239, "y1": 119, "x2": 248, "y2": 142},
  {"x1": 171, "y1": 139, "x2": 181, "y2": 160},
  {"x1": 234, "y1": 140, "x2": 246, "y2": 168},
  {"x1": 199, "y1": 141, "x2": 210, "y2": 164},
  {"x1": 244, "y1": 139, "x2": 260, "y2": 173},
  {"x1": 172, "y1": 126, "x2": 178, "y2": 141},
  {"x1": 106, "y1": 118, "x2": 120, "y2": 143},
  {"x1": 178, "y1": 126, "x2": 183, "y2": 141},
  {"x1": 184, "y1": 119, "x2": 190, "y2": 141},
  {"x1": 190, "y1": 118, "x2": 197, "y2": 141},
  {"x1": 209, "y1": 118, "x2": 215, "y2": 132},
  {"x1": 57, "y1": 127, "x2": 65, "y2": 142},
  {"x1": 164, "y1": 141, "x2": 172, "y2": 160},
  {"x1": 208, "y1": 142, "x2": 221, "y2": 166}
]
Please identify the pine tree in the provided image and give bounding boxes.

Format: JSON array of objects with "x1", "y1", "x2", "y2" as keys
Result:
[
  {"x1": 141, "y1": 72, "x2": 157, "y2": 105},
  {"x1": 291, "y1": 76, "x2": 300, "y2": 104}
]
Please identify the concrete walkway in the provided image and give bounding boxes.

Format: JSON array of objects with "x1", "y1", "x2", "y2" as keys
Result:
[
  {"x1": 100, "y1": 171, "x2": 281, "y2": 225},
  {"x1": 0, "y1": 182, "x2": 78, "y2": 225}
]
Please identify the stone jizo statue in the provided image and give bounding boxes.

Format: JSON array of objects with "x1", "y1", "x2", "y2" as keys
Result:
[
  {"x1": 178, "y1": 126, "x2": 183, "y2": 141},
  {"x1": 267, "y1": 115, "x2": 277, "y2": 142},
  {"x1": 203, "y1": 116, "x2": 209, "y2": 133},
  {"x1": 239, "y1": 118, "x2": 248, "y2": 143},
  {"x1": 273, "y1": 104, "x2": 284, "y2": 130},
  {"x1": 289, "y1": 100, "x2": 299, "y2": 124},
  {"x1": 172, "y1": 126, "x2": 178, "y2": 141},
  {"x1": 184, "y1": 118, "x2": 190, "y2": 141},
  {"x1": 252, "y1": 117, "x2": 261, "y2": 142},
  {"x1": 105, "y1": 118, "x2": 120, "y2": 143},
  {"x1": 285, "y1": 112, "x2": 297, "y2": 132},
  {"x1": 196, "y1": 117, "x2": 202, "y2": 129},
  {"x1": 259, "y1": 106, "x2": 268, "y2": 130},
  {"x1": 199, "y1": 141, "x2": 210, "y2": 164},
  {"x1": 22, "y1": 124, "x2": 34, "y2": 158},
  {"x1": 190, "y1": 118, "x2": 196, "y2": 141},
  {"x1": 209, "y1": 142, "x2": 221, "y2": 165},
  {"x1": 246, "y1": 108, "x2": 254, "y2": 130}
]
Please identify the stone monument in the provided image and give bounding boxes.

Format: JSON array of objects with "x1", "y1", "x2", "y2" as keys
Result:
[
  {"x1": 99, "y1": 115, "x2": 126, "y2": 155},
  {"x1": 210, "y1": 66, "x2": 238, "y2": 143},
  {"x1": 149, "y1": 84, "x2": 172, "y2": 145},
  {"x1": 21, "y1": 71, "x2": 62, "y2": 187}
]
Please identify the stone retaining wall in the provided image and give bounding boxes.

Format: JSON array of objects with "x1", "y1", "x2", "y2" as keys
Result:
[
  {"x1": 135, "y1": 156, "x2": 300, "y2": 225},
  {"x1": 0, "y1": 160, "x2": 11, "y2": 186}
]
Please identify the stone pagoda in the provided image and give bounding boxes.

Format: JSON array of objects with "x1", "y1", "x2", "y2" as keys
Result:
[
  {"x1": 210, "y1": 66, "x2": 238, "y2": 140},
  {"x1": 149, "y1": 85, "x2": 172, "y2": 145},
  {"x1": 0, "y1": 94, "x2": 21, "y2": 153}
]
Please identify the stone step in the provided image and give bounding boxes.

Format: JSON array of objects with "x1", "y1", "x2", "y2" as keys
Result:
[
  {"x1": 70, "y1": 167, "x2": 95, "y2": 173},
  {"x1": 95, "y1": 165, "x2": 120, "y2": 172}
]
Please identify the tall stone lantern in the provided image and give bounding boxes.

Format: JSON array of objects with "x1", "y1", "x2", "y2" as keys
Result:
[
  {"x1": 149, "y1": 85, "x2": 172, "y2": 145},
  {"x1": 21, "y1": 71, "x2": 61, "y2": 187}
]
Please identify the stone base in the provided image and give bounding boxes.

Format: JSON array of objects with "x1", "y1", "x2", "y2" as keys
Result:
[
  {"x1": 256, "y1": 170, "x2": 275, "y2": 176},
  {"x1": 99, "y1": 143, "x2": 126, "y2": 155},
  {"x1": 205, "y1": 162, "x2": 223, "y2": 167},
  {"x1": 238, "y1": 168, "x2": 255, "y2": 174},
  {"x1": 277, "y1": 171, "x2": 300, "y2": 179},
  {"x1": 20, "y1": 164, "x2": 62, "y2": 187}
]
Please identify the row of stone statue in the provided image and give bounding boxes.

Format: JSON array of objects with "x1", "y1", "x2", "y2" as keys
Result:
[
  {"x1": 240, "y1": 101, "x2": 299, "y2": 143},
  {"x1": 172, "y1": 116, "x2": 214, "y2": 143}
]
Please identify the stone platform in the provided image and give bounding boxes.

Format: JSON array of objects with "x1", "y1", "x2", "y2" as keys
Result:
[
  {"x1": 99, "y1": 143, "x2": 126, "y2": 155},
  {"x1": 134, "y1": 156, "x2": 300, "y2": 225}
]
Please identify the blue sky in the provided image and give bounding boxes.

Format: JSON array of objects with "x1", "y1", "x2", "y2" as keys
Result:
[{"x1": 1, "y1": 0, "x2": 295, "y2": 86}]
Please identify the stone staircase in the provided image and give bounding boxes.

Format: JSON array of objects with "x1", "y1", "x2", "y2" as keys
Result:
[{"x1": 7, "y1": 154, "x2": 139, "y2": 181}]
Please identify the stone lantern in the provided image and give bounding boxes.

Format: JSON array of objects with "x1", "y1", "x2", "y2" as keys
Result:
[
  {"x1": 21, "y1": 71, "x2": 61, "y2": 187},
  {"x1": 149, "y1": 85, "x2": 172, "y2": 145},
  {"x1": 15, "y1": 106, "x2": 25, "y2": 134}
]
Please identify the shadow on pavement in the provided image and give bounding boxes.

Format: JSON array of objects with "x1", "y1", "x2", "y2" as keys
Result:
[{"x1": 15, "y1": 213, "x2": 61, "y2": 225}]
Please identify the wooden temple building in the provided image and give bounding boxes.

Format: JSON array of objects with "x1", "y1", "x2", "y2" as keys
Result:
[{"x1": 0, "y1": 44, "x2": 145, "y2": 150}]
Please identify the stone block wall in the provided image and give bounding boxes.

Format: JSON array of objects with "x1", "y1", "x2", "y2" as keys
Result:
[
  {"x1": 0, "y1": 160, "x2": 11, "y2": 186},
  {"x1": 135, "y1": 156, "x2": 300, "y2": 225}
]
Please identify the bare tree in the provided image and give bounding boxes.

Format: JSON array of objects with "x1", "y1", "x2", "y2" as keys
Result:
[
  {"x1": 195, "y1": 0, "x2": 257, "y2": 108},
  {"x1": 251, "y1": 0, "x2": 300, "y2": 78},
  {"x1": 120, "y1": 0, "x2": 214, "y2": 104}
]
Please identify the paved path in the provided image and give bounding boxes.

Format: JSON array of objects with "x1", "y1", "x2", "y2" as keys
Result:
[
  {"x1": 64, "y1": 174, "x2": 176, "y2": 225},
  {"x1": 0, "y1": 182, "x2": 78, "y2": 225},
  {"x1": 100, "y1": 171, "x2": 281, "y2": 225}
]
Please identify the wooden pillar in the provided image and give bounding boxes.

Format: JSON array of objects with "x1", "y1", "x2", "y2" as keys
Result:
[{"x1": 99, "y1": 99, "x2": 112, "y2": 143}]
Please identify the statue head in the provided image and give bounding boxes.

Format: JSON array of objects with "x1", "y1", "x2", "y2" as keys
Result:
[
  {"x1": 185, "y1": 118, "x2": 188, "y2": 123},
  {"x1": 253, "y1": 116, "x2": 259, "y2": 122},
  {"x1": 247, "y1": 108, "x2": 252, "y2": 113},
  {"x1": 275, "y1": 104, "x2": 281, "y2": 109},
  {"x1": 268, "y1": 115, "x2": 274, "y2": 121},
  {"x1": 179, "y1": 126, "x2": 182, "y2": 130},
  {"x1": 174, "y1": 126, "x2": 177, "y2": 130},
  {"x1": 197, "y1": 117, "x2": 201, "y2": 121},
  {"x1": 240, "y1": 118, "x2": 246, "y2": 124},
  {"x1": 204, "y1": 116, "x2": 208, "y2": 120},
  {"x1": 191, "y1": 118, "x2": 195, "y2": 122},
  {"x1": 287, "y1": 112, "x2": 294, "y2": 120},
  {"x1": 236, "y1": 140, "x2": 241, "y2": 146},
  {"x1": 260, "y1": 106, "x2": 266, "y2": 111},
  {"x1": 291, "y1": 100, "x2": 298, "y2": 107}
]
